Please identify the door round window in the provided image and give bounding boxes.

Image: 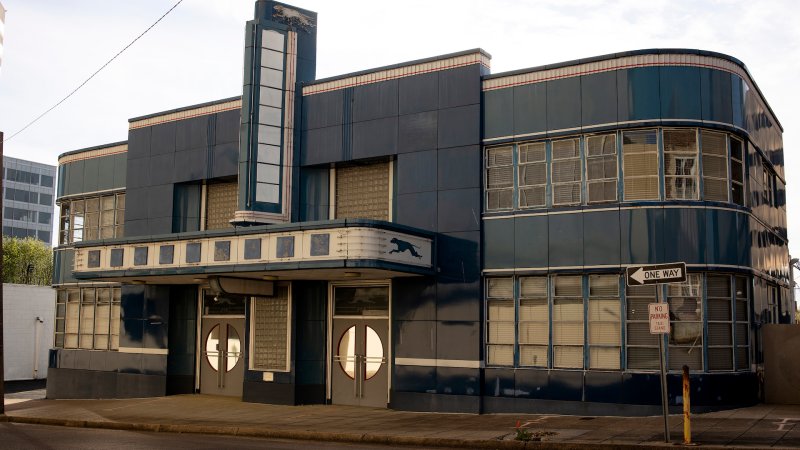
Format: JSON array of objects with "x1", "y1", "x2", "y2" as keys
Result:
[
  {"x1": 337, "y1": 326, "x2": 356, "y2": 378},
  {"x1": 364, "y1": 326, "x2": 384, "y2": 379},
  {"x1": 205, "y1": 324, "x2": 220, "y2": 371}
]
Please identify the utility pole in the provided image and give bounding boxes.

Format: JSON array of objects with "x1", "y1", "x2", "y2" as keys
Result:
[{"x1": 1, "y1": 131, "x2": 6, "y2": 415}]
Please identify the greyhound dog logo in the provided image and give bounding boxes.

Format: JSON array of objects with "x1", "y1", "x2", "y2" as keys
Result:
[
  {"x1": 388, "y1": 238, "x2": 423, "y2": 259},
  {"x1": 273, "y1": 5, "x2": 315, "y2": 31}
]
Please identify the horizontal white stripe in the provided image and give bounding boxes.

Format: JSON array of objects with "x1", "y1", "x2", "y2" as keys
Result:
[
  {"x1": 395, "y1": 358, "x2": 483, "y2": 369},
  {"x1": 118, "y1": 347, "x2": 168, "y2": 355}
]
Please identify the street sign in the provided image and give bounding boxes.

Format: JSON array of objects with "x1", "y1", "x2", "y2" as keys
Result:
[
  {"x1": 626, "y1": 262, "x2": 686, "y2": 286},
  {"x1": 648, "y1": 303, "x2": 671, "y2": 334}
]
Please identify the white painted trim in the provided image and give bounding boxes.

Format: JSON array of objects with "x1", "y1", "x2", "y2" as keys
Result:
[
  {"x1": 118, "y1": 346, "x2": 168, "y2": 355},
  {"x1": 394, "y1": 358, "x2": 484, "y2": 369}
]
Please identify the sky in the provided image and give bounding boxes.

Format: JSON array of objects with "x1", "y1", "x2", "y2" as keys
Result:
[{"x1": 0, "y1": 0, "x2": 798, "y2": 255}]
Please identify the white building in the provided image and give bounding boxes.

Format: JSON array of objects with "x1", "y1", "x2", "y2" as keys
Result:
[{"x1": 3, "y1": 283, "x2": 55, "y2": 381}]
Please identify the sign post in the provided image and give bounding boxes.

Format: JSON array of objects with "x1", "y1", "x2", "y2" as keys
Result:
[{"x1": 626, "y1": 262, "x2": 686, "y2": 443}]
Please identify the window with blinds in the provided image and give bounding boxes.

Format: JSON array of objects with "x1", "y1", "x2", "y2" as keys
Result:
[
  {"x1": 667, "y1": 274, "x2": 703, "y2": 371},
  {"x1": 519, "y1": 277, "x2": 549, "y2": 367},
  {"x1": 335, "y1": 162, "x2": 390, "y2": 220},
  {"x1": 701, "y1": 131, "x2": 729, "y2": 202},
  {"x1": 622, "y1": 130, "x2": 659, "y2": 200},
  {"x1": 663, "y1": 129, "x2": 698, "y2": 200},
  {"x1": 588, "y1": 275, "x2": 620, "y2": 369},
  {"x1": 707, "y1": 275, "x2": 733, "y2": 370},
  {"x1": 730, "y1": 138, "x2": 745, "y2": 206},
  {"x1": 251, "y1": 285, "x2": 291, "y2": 371},
  {"x1": 485, "y1": 147, "x2": 514, "y2": 211},
  {"x1": 486, "y1": 278, "x2": 515, "y2": 366},
  {"x1": 734, "y1": 276, "x2": 750, "y2": 370},
  {"x1": 551, "y1": 138, "x2": 581, "y2": 205},
  {"x1": 206, "y1": 181, "x2": 238, "y2": 230},
  {"x1": 55, "y1": 286, "x2": 120, "y2": 350},
  {"x1": 625, "y1": 284, "x2": 660, "y2": 369},
  {"x1": 552, "y1": 276, "x2": 583, "y2": 369},
  {"x1": 586, "y1": 134, "x2": 617, "y2": 203},
  {"x1": 518, "y1": 142, "x2": 547, "y2": 208}
]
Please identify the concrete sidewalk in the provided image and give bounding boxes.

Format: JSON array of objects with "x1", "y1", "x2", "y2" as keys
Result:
[{"x1": 2, "y1": 395, "x2": 799, "y2": 448}]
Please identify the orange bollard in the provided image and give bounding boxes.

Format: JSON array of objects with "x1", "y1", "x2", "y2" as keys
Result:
[{"x1": 683, "y1": 365, "x2": 691, "y2": 445}]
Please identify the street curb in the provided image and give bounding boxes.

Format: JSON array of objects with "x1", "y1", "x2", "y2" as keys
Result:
[{"x1": 3, "y1": 415, "x2": 688, "y2": 449}]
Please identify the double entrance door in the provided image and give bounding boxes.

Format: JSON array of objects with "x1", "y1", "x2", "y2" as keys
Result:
[
  {"x1": 200, "y1": 292, "x2": 245, "y2": 397},
  {"x1": 330, "y1": 285, "x2": 389, "y2": 408}
]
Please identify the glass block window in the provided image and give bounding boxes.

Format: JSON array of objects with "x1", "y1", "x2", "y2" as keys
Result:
[
  {"x1": 552, "y1": 276, "x2": 584, "y2": 368},
  {"x1": 663, "y1": 129, "x2": 698, "y2": 200},
  {"x1": 518, "y1": 142, "x2": 547, "y2": 208},
  {"x1": 485, "y1": 278, "x2": 515, "y2": 366},
  {"x1": 706, "y1": 274, "x2": 733, "y2": 371},
  {"x1": 206, "y1": 182, "x2": 238, "y2": 230},
  {"x1": 701, "y1": 131, "x2": 729, "y2": 202},
  {"x1": 251, "y1": 285, "x2": 290, "y2": 371},
  {"x1": 586, "y1": 133, "x2": 617, "y2": 203},
  {"x1": 734, "y1": 276, "x2": 750, "y2": 370},
  {"x1": 55, "y1": 286, "x2": 120, "y2": 350},
  {"x1": 335, "y1": 161, "x2": 390, "y2": 220},
  {"x1": 551, "y1": 138, "x2": 582, "y2": 205},
  {"x1": 622, "y1": 129, "x2": 659, "y2": 200},
  {"x1": 485, "y1": 146, "x2": 514, "y2": 211},
  {"x1": 588, "y1": 275, "x2": 620, "y2": 369},
  {"x1": 518, "y1": 276, "x2": 549, "y2": 367},
  {"x1": 667, "y1": 274, "x2": 703, "y2": 371},
  {"x1": 59, "y1": 193, "x2": 124, "y2": 245},
  {"x1": 730, "y1": 137, "x2": 745, "y2": 206},
  {"x1": 625, "y1": 284, "x2": 659, "y2": 370}
]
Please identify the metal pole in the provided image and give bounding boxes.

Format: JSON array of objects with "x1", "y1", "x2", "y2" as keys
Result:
[
  {"x1": 683, "y1": 365, "x2": 691, "y2": 445},
  {"x1": 657, "y1": 285, "x2": 670, "y2": 443},
  {"x1": 1, "y1": 130, "x2": 5, "y2": 415}
]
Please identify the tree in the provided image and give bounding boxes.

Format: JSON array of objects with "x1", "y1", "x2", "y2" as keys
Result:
[{"x1": 2, "y1": 236, "x2": 53, "y2": 285}]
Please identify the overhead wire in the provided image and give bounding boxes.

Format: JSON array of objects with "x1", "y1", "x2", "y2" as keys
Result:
[{"x1": 2, "y1": 0, "x2": 184, "y2": 143}]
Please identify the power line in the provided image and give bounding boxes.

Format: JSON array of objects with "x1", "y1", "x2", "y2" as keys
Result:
[{"x1": 2, "y1": 0, "x2": 184, "y2": 143}]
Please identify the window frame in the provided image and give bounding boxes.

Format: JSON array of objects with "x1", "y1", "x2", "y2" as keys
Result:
[
  {"x1": 484, "y1": 146, "x2": 515, "y2": 212},
  {"x1": 55, "y1": 286, "x2": 121, "y2": 351},
  {"x1": 517, "y1": 142, "x2": 548, "y2": 209},
  {"x1": 249, "y1": 283, "x2": 292, "y2": 372},
  {"x1": 585, "y1": 133, "x2": 618, "y2": 204},
  {"x1": 621, "y1": 129, "x2": 661, "y2": 201}
]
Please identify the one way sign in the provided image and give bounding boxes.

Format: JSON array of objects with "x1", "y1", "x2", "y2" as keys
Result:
[{"x1": 626, "y1": 262, "x2": 687, "y2": 286}]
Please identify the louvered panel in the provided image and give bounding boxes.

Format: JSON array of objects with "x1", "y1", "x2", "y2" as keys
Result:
[
  {"x1": 519, "y1": 345, "x2": 548, "y2": 366},
  {"x1": 590, "y1": 275, "x2": 619, "y2": 296},
  {"x1": 735, "y1": 300, "x2": 748, "y2": 322},
  {"x1": 487, "y1": 299, "x2": 514, "y2": 321},
  {"x1": 553, "y1": 276, "x2": 582, "y2": 297},
  {"x1": 487, "y1": 146, "x2": 513, "y2": 167},
  {"x1": 703, "y1": 155, "x2": 727, "y2": 178},
  {"x1": 708, "y1": 322, "x2": 732, "y2": 345},
  {"x1": 487, "y1": 166, "x2": 513, "y2": 188},
  {"x1": 708, "y1": 348, "x2": 733, "y2": 371},
  {"x1": 519, "y1": 322, "x2": 549, "y2": 345},
  {"x1": 663, "y1": 129, "x2": 697, "y2": 153},
  {"x1": 588, "y1": 180, "x2": 617, "y2": 203},
  {"x1": 623, "y1": 153, "x2": 658, "y2": 177},
  {"x1": 487, "y1": 345, "x2": 514, "y2": 366},
  {"x1": 704, "y1": 178, "x2": 729, "y2": 202},
  {"x1": 586, "y1": 134, "x2": 616, "y2": 156},
  {"x1": 626, "y1": 323, "x2": 659, "y2": 345},
  {"x1": 553, "y1": 346, "x2": 583, "y2": 368},
  {"x1": 553, "y1": 183, "x2": 581, "y2": 205},
  {"x1": 520, "y1": 277, "x2": 547, "y2": 297},
  {"x1": 589, "y1": 322, "x2": 620, "y2": 345},
  {"x1": 519, "y1": 186, "x2": 545, "y2": 207},
  {"x1": 707, "y1": 298, "x2": 732, "y2": 321},
  {"x1": 487, "y1": 278, "x2": 514, "y2": 298},
  {"x1": 487, "y1": 189, "x2": 513, "y2": 210},
  {"x1": 519, "y1": 142, "x2": 546, "y2": 163},
  {"x1": 622, "y1": 130, "x2": 658, "y2": 153},
  {"x1": 626, "y1": 298, "x2": 653, "y2": 321},
  {"x1": 668, "y1": 347, "x2": 702, "y2": 371},
  {"x1": 736, "y1": 347, "x2": 749, "y2": 369},
  {"x1": 519, "y1": 298, "x2": 548, "y2": 321},
  {"x1": 701, "y1": 131, "x2": 726, "y2": 155},
  {"x1": 623, "y1": 177, "x2": 659, "y2": 200},
  {"x1": 487, "y1": 322, "x2": 515, "y2": 344},
  {"x1": 552, "y1": 159, "x2": 581, "y2": 183},
  {"x1": 707, "y1": 275, "x2": 731, "y2": 298},
  {"x1": 588, "y1": 298, "x2": 620, "y2": 321},
  {"x1": 552, "y1": 315, "x2": 582, "y2": 334},
  {"x1": 590, "y1": 347, "x2": 620, "y2": 370},
  {"x1": 627, "y1": 284, "x2": 656, "y2": 296},
  {"x1": 587, "y1": 155, "x2": 616, "y2": 180},
  {"x1": 519, "y1": 163, "x2": 546, "y2": 186},
  {"x1": 627, "y1": 347, "x2": 660, "y2": 369},
  {"x1": 735, "y1": 323, "x2": 749, "y2": 345},
  {"x1": 552, "y1": 138, "x2": 580, "y2": 159}
]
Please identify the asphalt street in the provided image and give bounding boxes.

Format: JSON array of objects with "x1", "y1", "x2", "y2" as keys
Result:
[{"x1": 0, "y1": 422, "x2": 452, "y2": 450}]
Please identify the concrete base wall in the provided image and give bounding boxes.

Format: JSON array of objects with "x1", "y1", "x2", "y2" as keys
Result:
[
  {"x1": 764, "y1": 324, "x2": 800, "y2": 404},
  {"x1": 2, "y1": 283, "x2": 55, "y2": 380}
]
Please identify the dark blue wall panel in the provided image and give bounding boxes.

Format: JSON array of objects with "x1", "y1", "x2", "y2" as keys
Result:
[
  {"x1": 514, "y1": 215, "x2": 548, "y2": 268},
  {"x1": 546, "y1": 77, "x2": 581, "y2": 132},
  {"x1": 581, "y1": 70, "x2": 618, "y2": 127},
  {"x1": 660, "y1": 66, "x2": 702, "y2": 120},
  {"x1": 548, "y1": 213, "x2": 583, "y2": 267},
  {"x1": 484, "y1": 218, "x2": 515, "y2": 269},
  {"x1": 618, "y1": 67, "x2": 661, "y2": 122},
  {"x1": 583, "y1": 209, "x2": 621, "y2": 266},
  {"x1": 513, "y1": 82, "x2": 547, "y2": 136}
]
